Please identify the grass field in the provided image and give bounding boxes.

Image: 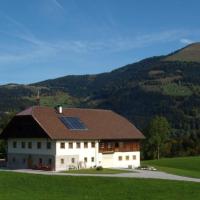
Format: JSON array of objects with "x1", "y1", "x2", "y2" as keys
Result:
[
  {"x1": 63, "y1": 168, "x2": 132, "y2": 174},
  {"x1": 0, "y1": 172, "x2": 200, "y2": 200},
  {"x1": 142, "y1": 156, "x2": 200, "y2": 178}
]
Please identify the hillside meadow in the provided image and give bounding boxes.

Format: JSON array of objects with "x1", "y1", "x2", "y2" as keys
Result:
[
  {"x1": 142, "y1": 156, "x2": 200, "y2": 178},
  {"x1": 0, "y1": 172, "x2": 200, "y2": 200}
]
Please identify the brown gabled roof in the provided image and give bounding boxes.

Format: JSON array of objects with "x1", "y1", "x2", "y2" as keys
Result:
[{"x1": 3, "y1": 106, "x2": 145, "y2": 140}]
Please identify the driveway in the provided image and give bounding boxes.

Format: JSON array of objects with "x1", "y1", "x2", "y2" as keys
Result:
[{"x1": 1, "y1": 168, "x2": 200, "y2": 183}]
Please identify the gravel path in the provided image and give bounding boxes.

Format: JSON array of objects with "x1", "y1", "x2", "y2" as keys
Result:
[{"x1": 1, "y1": 168, "x2": 200, "y2": 183}]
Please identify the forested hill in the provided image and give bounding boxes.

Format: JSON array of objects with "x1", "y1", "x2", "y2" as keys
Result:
[{"x1": 1, "y1": 43, "x2": 200, "y2": 156}]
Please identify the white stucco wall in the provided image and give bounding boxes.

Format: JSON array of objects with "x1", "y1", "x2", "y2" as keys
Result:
[
  {"x1": 7, "y1": 138, "x2": 56, "y2": 155},
  {"x1": 55, "y1": 140, "x2": 98, "y2": 171},
  {"x1": 7, "y1": 138, "x2": 141, "y2": 171}
]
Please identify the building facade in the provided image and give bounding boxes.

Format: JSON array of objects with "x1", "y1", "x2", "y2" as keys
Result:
[{"x1": 1, "y1": 106, "x2": 144, "y2": 171}]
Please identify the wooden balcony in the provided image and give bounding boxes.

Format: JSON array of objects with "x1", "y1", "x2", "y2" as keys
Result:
[{"x1": 99, "y1": 140, "x2": 140, "y2": 153}]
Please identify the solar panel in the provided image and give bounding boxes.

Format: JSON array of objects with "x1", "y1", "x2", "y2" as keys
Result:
[{"x1": 60, "y1": 117, "x2": 87, "y2": 130}]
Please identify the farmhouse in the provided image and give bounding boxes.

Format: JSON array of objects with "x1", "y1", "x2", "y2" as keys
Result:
[{"x1": 0, "y1": 106, "x2": 144, "y2": 171}]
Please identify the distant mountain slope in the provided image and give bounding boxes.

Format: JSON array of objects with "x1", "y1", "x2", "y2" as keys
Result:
[
  {"x1": 165, "y1": 43, "x2": 200, "y2": 62},
  {"x1": 1, "y1": 43, "x2": 200, "y2": 132}
]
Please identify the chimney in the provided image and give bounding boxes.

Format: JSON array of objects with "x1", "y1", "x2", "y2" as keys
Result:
[{"x1": 56, "y1": 105, "x2": 63, "y2": 114}]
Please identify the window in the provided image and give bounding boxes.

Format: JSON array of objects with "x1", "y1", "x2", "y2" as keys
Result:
[
  {"x1": 76, "y1": 142, "x2": 80, "y2": 148},
  {"x1": 91, "y1": 157, "x2": 94, "y2": 162},
  {"x1": 126, "y1": 156, "x2": 129, "y2": 161},
  {"x1": 60, "y1": 142, "x2": 65, "y2": 149},
  {"x1": 132, "y1": 155, "x2": 136, "y2": 160},
  {"x1": 100, "y1": 142, "x2": 104, "y2": 148},
  {"x1": 84, "y1": 142, "x2": 88, "y2": 148},
  {"x1": 22, "y1": 158, "x2": 26, "y2": 164},
  {"x1": 12, "y1": 157, "x2": 16, "y2": 163},
  {"x1": 118, "y1": 156, "x2": 122, "y2": 161},
  {"x1": 61, "y1": 158, "x2": 64, "y2": 164},
  {"x1": 119, "y1": 142, "x2": 124, "y2": 148},
  {"x1": 48, "y1": 158, "x2": 52, "y2": 165},
  {"x1": 108, "y1": 143, "x2": 112, "y2": 149},
  {"x1": 71, "y1": 158, "x2": 75, "y2": 163},
  {"x1": 37, "y1": 142, "x2": 41, "y2": 149},
  {"x1": 91, "y1": 142, "x2": 95, "y2": 148},
  {"x1": 21, "y1": 142, "x2": 26, "y2": 149},
  {"x1": 115, "y1": 142, "x2": 119, "y2": 148},
  {"x1": 39, "y1": 158, "x2": 42, "y2": 165},
  {"x1": 84, "y1": 157, "x2": 87, "y2": 162},
  {"x1": 68, "y1": 142, "x2": 73, "y2": 149},
  {"x1": 28, "y1": 142, "x2": 32, "y2": 149},
  {"x1": 47, "y1": 142, "x2": 51, "y2": 149},
  {"x1": 13, "y1": 141, "x2": 17, "y2": 148}
]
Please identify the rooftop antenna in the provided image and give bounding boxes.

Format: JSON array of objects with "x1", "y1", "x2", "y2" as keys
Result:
[{"x1": 36, "y1": 89, "x2": 40, "y2": 106}]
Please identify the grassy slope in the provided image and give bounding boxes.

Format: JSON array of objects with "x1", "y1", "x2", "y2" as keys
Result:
[
  {"x1": 63, "y1": 168, "x2": 132, "y2": 174},
  {"x1": 165, "y1": 42, "x2": 200, "y2": 62},
  {"x1": 142, "y1": 156, "x2": 200, "y2": 178},
  {"x1": 0, "y1": 172, "x2": 200, "y2": 200}
]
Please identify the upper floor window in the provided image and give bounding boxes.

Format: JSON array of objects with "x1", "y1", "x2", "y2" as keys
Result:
[
  {"x1": 47, "y1": 142, "x2": 51, "y2": 149},
  {"x1": 60, "y1": 142, "x2": 65, "y2": 149},
  {"x1": 100, "y1": 142, "x2": 104, "y2": 148},
  {"x1": 84, "y1": 142, "x2": 88, "y2": 148},
  {"x1": 91, "y1": 142, "x2": 95, "y2": 148},
  {"x1": 108, "y1": 143, "x2": 112, "y2": 149},
  {"x1": 28, "y1": 142, "x2": 32, "y2": 149},
  {"x1": 68, "y1": 142, "x2": 73, "y2": 149},
  {"x1": 13, "y1": 141, "x2": 17, "y2": 148},
  {"x1": 76, "y1": 142, "x2": 80, "y2": 148},
  {"x1": 21, "y1": 142, "x2": 26, "y2": 149},
  {"x1": 37, "y1": 142, "x2": 41, "y2": 149}
]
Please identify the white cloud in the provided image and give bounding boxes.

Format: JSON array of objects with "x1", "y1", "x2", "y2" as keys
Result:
[
  {"x1": 180, "y1": 38, "x2": 194, "y2": 45},
  {"x1": 52, "y1": 0, "x2": 64, "y2": 10}
]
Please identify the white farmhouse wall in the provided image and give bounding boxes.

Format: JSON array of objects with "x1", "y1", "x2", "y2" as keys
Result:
[
  {"x1": 55, "y1": 140, "x2": 98, "y2": 171},
  {"x1": 99, "y1": 151, "x2": 140, "y2": 168},
  {"x1": 7, "y1": 138, "x2": 56, "y2": 155}
]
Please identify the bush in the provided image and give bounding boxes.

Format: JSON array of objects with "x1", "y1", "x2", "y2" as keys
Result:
[{"x1": 96, "y1": 166, "x2": 103, "y2": 171}]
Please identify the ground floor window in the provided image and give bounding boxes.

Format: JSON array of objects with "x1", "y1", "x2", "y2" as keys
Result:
[
  {"x1": 132, "y1": 155, "x2": 136, "y2": 160},
  {"x1": 71, "y1": 158, "x2": 75, "y2": 163},
  {"x1": 91, "y1": 157, "x2": 94, "y2": 162},
  {"x1": 84, "y1": 157, "x2": 87, "y2": 162},
  {"x1": 61, "y1": 158, "x2": 64, "y2": 164},
  {"x1": 118, "y1": 156, "x2": 122, "y2": 161},
  {"x1": 39, "y1": 158, "x2": 42, "y2": 165},
  {"x1": 48, "y1": 158, "x2": 52, "y2": 165},
  {"x1": 12, "y1": 157, "x2": 16, "y2": 163},
  {"x1": 126, "y1": 156, "x2": 129, "y2": 160}
]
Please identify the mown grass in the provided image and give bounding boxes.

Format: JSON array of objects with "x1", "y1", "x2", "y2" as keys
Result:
[
  {"x1": 0, "y1": 171, "x2": 200, "y2": 200},
  {"x1": 63, "y1": 168, "x2": 132, "y2": 174},
  {"x1": 142, "y1": 156, "x2": 200, "y2": 178}
]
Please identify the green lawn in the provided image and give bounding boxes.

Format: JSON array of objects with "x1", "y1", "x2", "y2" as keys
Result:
[
  {"x1": 0, "y1": 172, "x2": 200, "y2": 200},
  {"x1": 142, "y1": 156, "x2": 200, "y2": 178},
  {"x1": 63, "y1": 168, "x2": 132, "y2": 174}
]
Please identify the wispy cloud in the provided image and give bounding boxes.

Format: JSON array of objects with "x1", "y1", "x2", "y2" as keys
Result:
[
  {"x1": 180, "y1": 38, "x2": 194, "y2": 45},
  {"x1": 52, "y1": 0, "x2": 64, "y2": 10},
  {"x1": 0, "y1": 11, "x2": 199, "y2": 65}
]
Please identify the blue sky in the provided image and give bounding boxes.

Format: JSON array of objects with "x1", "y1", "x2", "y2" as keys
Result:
[{"x1": 0, "y1": 0, "x2": 200, "y2": 84}]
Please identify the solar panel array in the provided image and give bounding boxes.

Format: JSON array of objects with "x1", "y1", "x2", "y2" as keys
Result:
[{"x1": 60, "y1": 117, "x2": 87, "y2": 130}]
